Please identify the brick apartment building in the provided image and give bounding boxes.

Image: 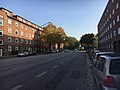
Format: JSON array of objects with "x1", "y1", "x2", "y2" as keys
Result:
[
  {"x1": 98, "y1": 0, "x2": 120, "y2": 53},
  {"x1": 0, "y1": 7, "x2": 44, "y2": 56}
]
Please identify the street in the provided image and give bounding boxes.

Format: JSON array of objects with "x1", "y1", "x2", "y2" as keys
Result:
[{"x1": 0, "y1": 52, "x2": 97, "y2": 90}]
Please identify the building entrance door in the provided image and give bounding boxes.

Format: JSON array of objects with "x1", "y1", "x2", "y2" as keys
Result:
[{"x1": 0, "y1": 49, "x2": 2, "y2": 56}]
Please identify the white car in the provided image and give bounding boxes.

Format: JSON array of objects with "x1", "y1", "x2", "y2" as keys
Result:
[{"x1": 18, "y1": 52, "x2": 29, "y2": 57}]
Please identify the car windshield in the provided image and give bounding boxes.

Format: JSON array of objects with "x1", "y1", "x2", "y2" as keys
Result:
[{"x1": 110, "y1": 59, "x2": 120, "y2": 75}]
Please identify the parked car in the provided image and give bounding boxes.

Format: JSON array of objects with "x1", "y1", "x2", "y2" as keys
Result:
[
  {"x1": 93, "y1": 53, "x2": 120, "y2": 90},
  {"x1": 29, "y1": 51, "x2": 37, "y2": 56},
  {"x1": 18, "y1": 52, "x2": 29, "y2": 57},
  {"x1": 92, "y1": 52, "x2": 114, "y2": 65}
]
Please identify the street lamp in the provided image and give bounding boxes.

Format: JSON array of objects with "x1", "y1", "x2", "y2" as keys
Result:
[{"x1": 36, "y1": 22, "x2": 51, "y2": 53}]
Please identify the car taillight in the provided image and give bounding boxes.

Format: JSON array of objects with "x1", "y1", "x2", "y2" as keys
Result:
[{"x1": 103, "y1": 76, "x2": 116, "y2": 87}]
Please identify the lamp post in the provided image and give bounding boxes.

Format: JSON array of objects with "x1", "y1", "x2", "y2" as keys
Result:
[{"x1": 36, "y1": 22, "x2": 51, "y2": 53}]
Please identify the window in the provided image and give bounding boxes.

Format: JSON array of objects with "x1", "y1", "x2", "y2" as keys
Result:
[
  {"x1": 112, "y1": 9, "x2": 114, "y2": 15},
  {"x1": 29, "y1": 34, "x2": 31, "y2": 38},
  {"x1": 0, "y1": 40, "x2": 3, "y2": 45},
  {"x1": 32, "y1": 35, "x2": 34, "y2": 38},
  {"x1": 15, "y1": 38, "x2": 19, "y2": 43},
  {"x1": 118, "y1": 27, "x2": 120, "y2": 34},
  {"x1": 8, "y1": 19, "x2": 12, "y2": 24},
  {"x1": 8, "y1": 37, "x2": 12, "y2": 42},
  {"x1": 21, "y1": 39, "x2": 24, "y2": 43},
  {"x1": 117, "y1": 15, "x2": 119, "y2": 22},
  {"x1": 0, "y1": 30, "x2": 3, "y2": 36},
  {"x1": 15, "y1": 30, "x2": 19, "y2": 35},
  {"x1": 111, "y1": 42, "x2": 113, "y2": 48},
  {"x1": 15, "y1": 22, "x2": 18, "y2": 27},
  {"x1": 0, "y1": 19, "x2": 3, "y2": 26},
  {"x1": 21, "y1": 31, "x2": 24, "y2": 36},
  {"x1": 109, "y1": 14, "x2": 111, "y2": 18},
  {"x1": 108, "y1": 26, "x2": 109, "y2": 31},
  {"x1": 26, "y1": 33, "x2": 28, "y2": 37},
  {"x1": 112, "y1": 0, "x2": 114, "y2": 3},
  {"x1": 114, "y1": 30, "x2": 116, "y2": 36},
  {"x1": 15, "y1": 46, "x2": 18, "y2": 51},
  {"x1": 23, "y1": 20, "x2": 26, "y2": 23},
  {"x1": 0, "y1": 15, "x2": 3, "y2": 19},
  {"x1": 19, "y1": 18, "x2": 22, "y2": 21},
  {"x1": 111, "y1": 33, "x2": 113, "y2": 38},
  {"x1": 21, "y1": 24, "x2": 23, "y2": 29},
  {"x1": 98, "y1": 58, "x2": 106, "y2": 72},
  {"x1": 116, "y1": 3, "x2": 119, "y2": 9},
  {"x1": 24, "y1": 26, "x2": 27, "y2": 30},
  {"x1": 8, "y1": 45, "x2": 12, "y2": 51},
  {"x1": 107, "y1": 18, "x2": 109, "y2": 22},
  {"x1": 29, "y1": 40, "x2": 31, "y2": 44},
  {"x1": 110, "y1": 59, "x2": 120, "y2": 74},
  {"x1": 113, "y1": 20, "x2": 115, "y2": 25},
  {"x1": 110, "y1": 23, "x2": 112, "y2": 28},
  {"x1": 8, "y1": 27, "x2": 12, "y2": 33},
  {"x1": 25, "y1": 40, "x2": 28, "y2": 44}
]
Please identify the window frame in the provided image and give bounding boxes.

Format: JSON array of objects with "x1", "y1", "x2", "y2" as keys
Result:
[
  {"x1": 15, "y1": 46, "x2": 18, "y2": 51},
  {"x1": 8, "y1": 19, "x2": 12, "y2": 24},
  {"x1": 97, "y1": 57, "x2": 106, "y2": 72},
  {"x1": 8, "y1": 27, "x2": 12, "y2": 33},
  {"x1": 8, "y1": 37, "x2": 12, "y2": 42},
  {"x1": 15, "y1": 38, "x2": 19, "y2": 43},
  {"x1": 0, "y1": 40, "x2": 3, "y2": 45},
  {"x1": 0, "y1": 19, "x2": 3, "y2": 26},
  {"x1": 15, "y1": 30, "x2": 19, "y2": 35},
  {"x1": 0, "y1": 30, "x2": 3, "y2": 36},
  {"x1": 8, "y1": 45, "x2": 12, "y2": 51}
]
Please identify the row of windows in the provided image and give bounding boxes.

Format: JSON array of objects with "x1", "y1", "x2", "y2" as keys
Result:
[
  {"x1": 0, "y1": 38, "x2": 36, "y2": 45},
  {"x1": 0, "y1": 29, "x2": 36, "y2": 39},
  {"x1": 7, "y1": 37, "x2": 34, "y2": 44},
  {"x1": 99, "y1": 1, "x2": 119, "y2": 32},
  {"x1": 99, "y1": 27, "x2": 120, "y2": 43},
  {"x1": 7, "y1": 27, "x2": 37, "y2": 38},
  {"x1": 7, "y1": 46, "x2": 32, "y2": 52},
  {"x1": 99, "y1": 15, "x2": 119, "y2": 38},
  {"x1": 8, "y1": 19, "x2": 39, "y2": 32}
]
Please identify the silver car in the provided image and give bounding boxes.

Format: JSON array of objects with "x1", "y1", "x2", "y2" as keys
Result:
[{"x1": 93, "y1": 53, "x2": 120, "y2": 90}]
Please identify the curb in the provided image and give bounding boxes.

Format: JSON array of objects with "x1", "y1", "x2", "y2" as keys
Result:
[{"x1": 85, "y1": 53, "x2": 98, "y2": 90}]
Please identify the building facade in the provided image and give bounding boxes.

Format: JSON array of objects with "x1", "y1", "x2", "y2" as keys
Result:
[
  {"x1": 0, "y1": 7, "x2": 44, "y2": 56},
  {"x1": 98, "y1": 0, "x2": 120, "y2": 53}
]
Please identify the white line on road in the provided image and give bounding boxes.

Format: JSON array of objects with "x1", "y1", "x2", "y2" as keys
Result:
[
  {"x1": 36, "y1": 71, "x2": 47, "y2": 78},
  {"x1": 60, "y1": 62, "x2": 64, "y2": 64},
  {"x1": 52, "y1": 65, "x2": 58, "y2": 68},
  {"x1": 10, "y1": 85, "x2": 23, "y2": 90}
]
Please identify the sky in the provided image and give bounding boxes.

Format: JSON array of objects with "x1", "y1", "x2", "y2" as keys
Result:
[{"x1": 0, "y1": 0, "x2": 108, "y2": 40}]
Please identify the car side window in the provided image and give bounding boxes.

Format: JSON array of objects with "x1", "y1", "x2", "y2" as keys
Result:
[{"x1": 97, "y1": 58, "x2": 106, "y2": 72}]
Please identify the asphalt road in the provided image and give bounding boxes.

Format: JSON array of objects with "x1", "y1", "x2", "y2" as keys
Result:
[{"x1": 0, "y1": 52, "x2": 93, "y2": 90}]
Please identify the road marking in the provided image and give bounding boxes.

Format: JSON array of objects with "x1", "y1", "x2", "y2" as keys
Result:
[
  {"x1": 10, "y1": 85, "x2": 23, "y2": 90},
  {"x1": 60, "y1": 62, "x2": 64, "y2": 64},
  {"x1": 36, "y1": 71, "x2": 47, "y2": 78},
  {"x1": 52, "y1": 65, "x2": 58, "y2": 68}
]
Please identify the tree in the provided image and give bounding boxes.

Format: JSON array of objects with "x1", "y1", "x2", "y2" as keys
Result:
[
  {"x1": 80, "y1": 33, "x2": 97, "y2": 50},
  {"x1": 64, "y1": 36, "x2": 79, "y2": 50},
  {"x1": 42, "y1": 23, "x2": 67, "y2": 52}
]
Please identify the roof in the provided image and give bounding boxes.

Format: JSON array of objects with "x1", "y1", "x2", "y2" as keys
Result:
[
  {"x1": 104, "y1": 53, "x2": 120, "y2": 57},
  {"x1": 0, "y1": 7, "x2": 13, "y2": 13}
]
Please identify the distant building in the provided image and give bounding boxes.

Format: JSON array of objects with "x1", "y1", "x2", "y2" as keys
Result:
[
  {"x1": 0, "y1": 7, "x2": 44, "y2": 56},
  {"x1": 98, "y1": 0, "x2": 120, "y2": 52}
]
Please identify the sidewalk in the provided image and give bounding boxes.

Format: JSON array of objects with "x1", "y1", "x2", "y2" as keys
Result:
[
  {"x1": 86, "y1": 53, "x2": 98, "y2": 90},
  {"x1": 0, "y1": 55, "x2": 17, "y2": 60}
]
